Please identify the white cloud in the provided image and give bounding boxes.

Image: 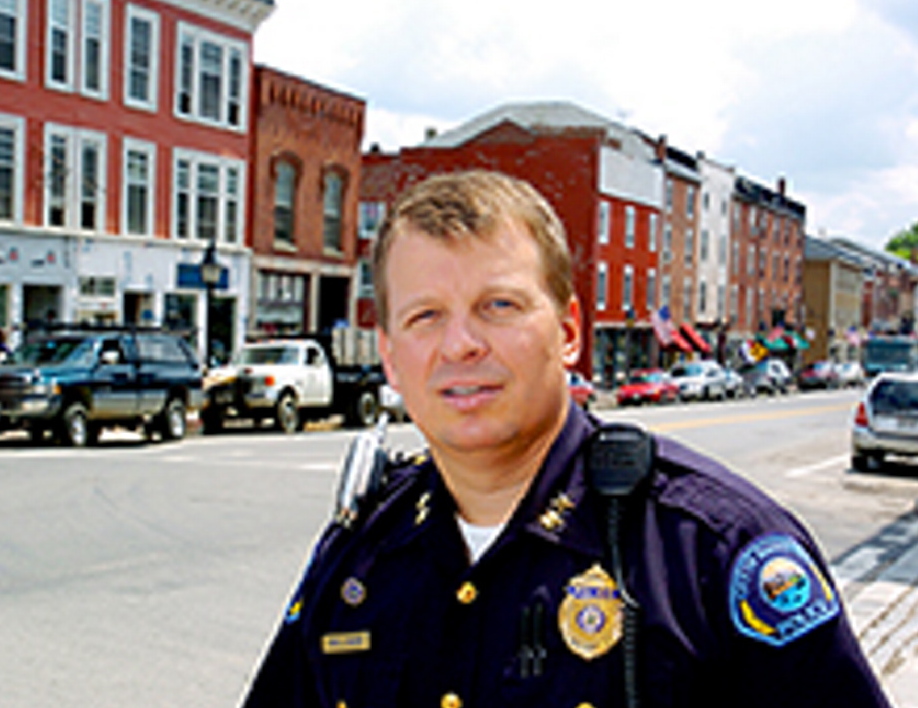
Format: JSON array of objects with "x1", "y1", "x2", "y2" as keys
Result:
[{"x1": 254, "y1": 0, "x2": 918, "y2": 248}]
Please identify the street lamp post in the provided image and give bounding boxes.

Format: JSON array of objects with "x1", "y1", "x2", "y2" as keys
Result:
[{"x1": 199, "y1": 240, "x2": 222, "y2": 367}]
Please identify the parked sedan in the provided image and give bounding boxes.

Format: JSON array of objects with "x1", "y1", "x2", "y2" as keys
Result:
[
  {"x1": 797, "y1": 360, "x2": 840, "y2": 390},
  {"x1": 615, "y1": 368, "x2": 679, "y2": 406},
  {"x1": 743, "y1": 358, "x2": 793, "y2": 395},
  {"x1": 851, "y1": 372, "x2": 918, "y2": 471},
  {"x1": 669, "y1": 360, "x2": 728, "y2": 401},
  {"x1": 836, "y1": 361, "x2": 865, "y2": 388}
]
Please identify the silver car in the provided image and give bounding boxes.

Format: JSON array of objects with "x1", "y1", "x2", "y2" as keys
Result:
[
  {"x1": 851, "y1": 372, "x2": 918, "y2": 471},
  {"x1": 669, "y1": 360, "x2": 728, "y2": 401}
]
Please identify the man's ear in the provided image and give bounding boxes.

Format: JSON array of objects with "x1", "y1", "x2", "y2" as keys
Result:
[
  {"x1": 376, "y1": 326, "x2": 399, "y2": 389},
  {"x1": 561, "y1": 296, "x2": 582, "y2": 367}
]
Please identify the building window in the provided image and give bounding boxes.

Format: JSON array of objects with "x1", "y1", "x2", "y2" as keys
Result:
[
  {"x1": 684, "y1": 228, "x2": 694, "y2": 267},
  {"x1": 647, "y1": 268, "x2": 656, "y2": 311},
  {"x1": 44, "y1": 124, "x2": 106, "y2": 231},
  {"x1": 686, "y1": 186, "x2": 695, "y2": 219},
  {"x1": 123, "y1": 138, "x2": 154, "y2": 236},
  {"x1": 683, "y1": 281, "x2": 692, "y2": 321},
  {"x1": 0, "y1": 113, "x2": 24, "y2": 223},
  {"x1": 625, "y1": 206, "x2": 635, "y2": 248},
  {"x1": 322, "y1": 170, "x2": 344, "y2": 252},
  {"x1": 273, "y1": 160, "x2": 295, "y2": 245},
  {"x1": 698, "y1": 278, "x2": 707, "y2": 314},
  {"x1": 648, "y1": 213, "x2": 658, "y2": 252},
  {"x1": 662, "y1": 223, "x2": 672, "y2": 263},
  {"x1": 172, "y1": 148, "x2": 245, "y2": 243},
  {"x1": 717, "y1": 283, "x2": 725, "y2": 320},
  {"x1": 358, "y1": 259, "x2": 373, "y2": 297},
  {"x1": 175, "y1": 22, "x2": 248, "y2": 131},
  {"x1": 700, "y1": 229, "x2": 709, "y2": 262},
  {"x1": 359, "y1": 201, "x2": 386, "y2": 241},
  {"x1": 596, "y1": 262, "x2": 607, "y2": 310},
  {"x1": 747, "y1": 245, "x2": 755, "y2": 276},
  {"x1": 662, "y1": 275, "x2": 671, "y2": 309},
  {"x1": 47, "y1": 0, "x2": 109, "y2": 98},
  {"x1": 665, "y1": 179, "x2": 673, "y2": 211},
  {"x1": 598, "y1": 201, "x2": 610, "y2": 244},
  {"x1": 0, "y1": 0, "x2": 26, "y2": 81},
  {"x1": 124, "y1": 4, "x2": 159, "y2": 110},
  {"x1": 623, "y1": 265, "x2": 634, "y2": 312}
]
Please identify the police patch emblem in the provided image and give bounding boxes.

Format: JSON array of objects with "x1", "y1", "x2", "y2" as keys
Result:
[
  {"x1": 729, "y1": 533, "x2": 839, "y2": 647},
  {"x1": 559, "y1": 564, "x2": 622, "y2": 660}
]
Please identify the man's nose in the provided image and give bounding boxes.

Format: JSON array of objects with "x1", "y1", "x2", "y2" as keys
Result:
[{"x1": 440, "y1": 314, "x2": 487, "y2": 361}]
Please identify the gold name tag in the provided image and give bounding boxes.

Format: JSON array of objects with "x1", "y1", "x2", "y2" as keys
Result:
[{"x1": 321, "y1": 631, "x2": 371, "y2": 654}]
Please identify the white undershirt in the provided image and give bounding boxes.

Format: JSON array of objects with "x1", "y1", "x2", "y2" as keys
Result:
[{"x1": 456, "y1": 515, "x2": 505, "y2": 563}]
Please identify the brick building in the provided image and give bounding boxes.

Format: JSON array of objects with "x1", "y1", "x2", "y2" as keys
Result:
[
  {"x1": 358, "y1": 101, "x2": 669, "y2": 384},
  {"x1": 248, "y1": 65, "x2": 365, "y2": 335},
  {"x1": 0, "y1": 0, "x2": 273, "y2": 357}
]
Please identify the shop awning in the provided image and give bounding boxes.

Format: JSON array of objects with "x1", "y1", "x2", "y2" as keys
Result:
[
  {"x1": 757, "y1": 333, "x2": 789, "y2": 353},
  {"x1": 669, "y1": 329, "x2": 693, "y2": 353},
  {"x1": 679, "y1": 322, "x2": 712, "y2": 354},
  {"x1": 787, "y1": 330, "x2": 809, "y2": 350}
]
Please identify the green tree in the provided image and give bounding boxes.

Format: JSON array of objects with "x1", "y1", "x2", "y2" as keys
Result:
[{"x1": 886, "y1": 222, "x2": 918, "y2": 260}]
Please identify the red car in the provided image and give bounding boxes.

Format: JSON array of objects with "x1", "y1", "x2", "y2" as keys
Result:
[{"x1": 616, "y1": 368, "x2": 680, "y2": 406}]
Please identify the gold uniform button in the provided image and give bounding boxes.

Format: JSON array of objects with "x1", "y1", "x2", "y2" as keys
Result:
[
  {"x1": 456, "y1": 581, "x2": 478, "y2": 604},
  {"x1": 575, "y1": 704, "x2": 595, "y2": 708},
  {"x1": 336, "y1": 702, "x2": 347, "y2": 708},
  {"x1": 441, "y1": 692, "x2": 462, "y2": 708}
]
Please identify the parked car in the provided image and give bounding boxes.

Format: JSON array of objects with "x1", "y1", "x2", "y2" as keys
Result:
[
  {"x1": 836, "y1": 361, "x2": 865, "y2": 388},
  {"x1": 722, "y1": 366, "x2": 746, "y2": 399},
  {"x1": 851, "y1": 372, "x2": 918, "y2": 471},
  {"x1": 567, "y1": 371, "x2": 596, "y2": 410},
  {"x1": 797, "y1": 360, "x2": 840, "y2": 390},
  {"x1": 0, "y1": 325, "x2": 203, "y2": 446},
  {"x1": 615, "y1": 368, "x2": 679, "y2": 406},
  {"x1": 668, "y1": 360, "x2": 728, "y2": 401},
  {"x1": 743, "y1": 358, "x2": 793, "y2": 396},
  {"x1": 201, "y1": 332, "x2": 385, "y2": 434}
]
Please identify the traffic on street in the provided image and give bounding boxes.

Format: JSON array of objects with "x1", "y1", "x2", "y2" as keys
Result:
[{"x1": 1, "y1": 387, "x2": 917, "y2": 708}]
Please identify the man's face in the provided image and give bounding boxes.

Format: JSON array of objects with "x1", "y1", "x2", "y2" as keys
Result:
[{"x1": 377, "y1": 219, "x2": 581, "y2": 464}]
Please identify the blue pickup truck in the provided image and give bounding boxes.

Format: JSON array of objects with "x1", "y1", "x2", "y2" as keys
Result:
[{"x1": 0, "y1": 326, "x2": 204, "y2": 446}]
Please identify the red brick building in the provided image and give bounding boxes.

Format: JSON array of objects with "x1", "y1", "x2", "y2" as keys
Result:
[
  {"x1": 358, "y1": 101, "x2": 666, "y2": 383},
  {"x1": 0, "y1": 0, "x2": 273, "y2": 357},
  {"x1": 248, "y1": 65, "x2": 365, "y2": 335}
]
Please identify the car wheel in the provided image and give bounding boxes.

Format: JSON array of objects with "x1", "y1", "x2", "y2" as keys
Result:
[
  {"x1": 346, "y1": 388, "x2": 379, "y2": 428},
  {"x1": 201, "y1": 408, "x2": 224, "y2": 435},
  {"x1": 274, "y1": 392, "x2": 300, "y2": 434},
  {"x1": 59, "y1": 402, "x2": 89, "y2": 447},
  {"x1": 160, "y1": 397, "x2": 187, "y2": 441}
]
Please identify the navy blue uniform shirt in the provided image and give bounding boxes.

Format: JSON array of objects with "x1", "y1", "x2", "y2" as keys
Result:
[{"x1": 242, "y1": 403, "x2": 891, "y2": 708}]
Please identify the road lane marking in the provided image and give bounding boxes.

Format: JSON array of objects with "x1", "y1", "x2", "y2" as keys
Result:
[
  {"x1": 784, "y1": 454, "x2": 849, "y2": 478},
  {"x1": 646, "y1": 402, "x2": 854, "y2": 432}
]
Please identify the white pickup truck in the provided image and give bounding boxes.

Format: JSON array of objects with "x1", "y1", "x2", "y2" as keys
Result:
[{"x1": 200, "y1": 332, "x2": 385, "y2": 434}]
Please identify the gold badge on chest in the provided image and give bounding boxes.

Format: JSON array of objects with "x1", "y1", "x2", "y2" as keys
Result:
[{"x1": 558, "y1": 564, "x2": 622, "y2": 660}]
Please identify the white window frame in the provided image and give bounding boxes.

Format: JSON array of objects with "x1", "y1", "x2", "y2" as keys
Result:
[
  {"x1": 174, "y1": 21, "x2": 249, "y2": 132},
  {"x1": 647, "y1": 268, "x2": 656, "y2": 311},
  {"x1": 46, "y1": 0, "x2": 109, "y2": 98},
  {"x1": 684, "y1": 228, "x2": 694, "y2": 267},
  {"x1": 124, "y1": 3, "x2": 159, "y2": 111},
  {"x1": 171, "y1": 147, "x2": 245, "y2": 244},
  {"x1": 648, "y1": 213, "x2": 658, "y2": 252},
  {"x1": 662, "y1": 275, "x2": 671, "y2": 309},
  {"x1": 0, "y1": 0, "x2": 27, "y2": 81},
  {"x1": 662, "y1": 223, "x2": 672, "y2": 263},
  {"x1": 43, "y1": 123, "x2": 106, "y2": 232},
  {"x1": 0, "y1": 113, "x2": 25, "y2": 224},
  {"x1": 596, "y1": 261, "x2": 608, "y2": 311},
  {"x1": 79, "y1": 0, "x2": 109, "y2": 99},
  {"x1": 623, "y1": 264, "x2": 634, "y2": 312},
  {"x1": 598, "y1": 201, "x2": 610, "y2": 245},
  {"x1": 625, "y1": 206, "x2": 635, "y2": 249},
  {"x1": 122, "y1": 137, "x2": 156, "y2": 236}
]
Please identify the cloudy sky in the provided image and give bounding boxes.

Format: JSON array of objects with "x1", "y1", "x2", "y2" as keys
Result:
[{"x1": 253, "y1": 0, "x2": 918, "y2": 251}]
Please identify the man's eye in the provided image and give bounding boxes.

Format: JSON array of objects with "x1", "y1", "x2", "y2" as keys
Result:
[
  {"x1": 484, "y1": 298, "x2": 519, "y2": 314},
  {"x1": 405, "y1": 309, "x2": 438, "y2": 327}
]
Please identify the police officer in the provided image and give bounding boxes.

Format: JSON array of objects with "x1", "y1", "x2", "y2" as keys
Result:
[{"x1": 241, "y1": 170, "x2": 891, "y2": 708}]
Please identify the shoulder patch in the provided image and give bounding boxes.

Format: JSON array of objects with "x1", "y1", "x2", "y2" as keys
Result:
[{"x1": 728, "y1": 533, "x2": 839, "y2": 647}]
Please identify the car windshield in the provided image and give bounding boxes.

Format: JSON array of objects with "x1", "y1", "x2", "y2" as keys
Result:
[
  {"x1": 671, "y1": 363, "x2": 703, "y2": 377},
  {"x1": 630, "y1": 371, "x2": 662, "y2": 384},
  {"x1": 11, "y1": 337, "x2": 95, "y2": 365},
  {"x1": 236, "y1": 346, "x2": 299, "y2": 365},
  {"x1": 871, "y1": 379, "x2": 918, "y2": 414}
]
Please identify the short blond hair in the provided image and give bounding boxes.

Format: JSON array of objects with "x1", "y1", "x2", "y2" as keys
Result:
[{"x1": 372, "y1": 170, "x2": 573, "y2": 331}]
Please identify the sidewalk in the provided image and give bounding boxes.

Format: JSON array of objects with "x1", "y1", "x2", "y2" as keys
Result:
[{"x1": 832, "y1": 509, "x2": 918, "y2": 708}]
